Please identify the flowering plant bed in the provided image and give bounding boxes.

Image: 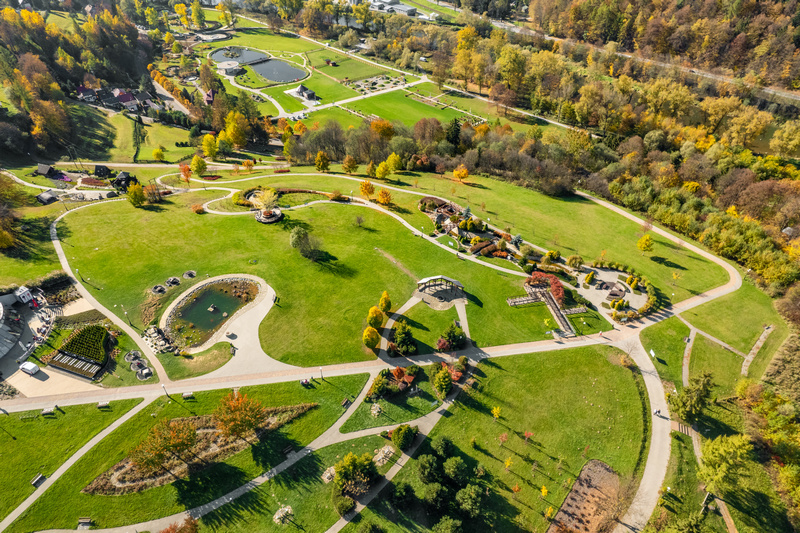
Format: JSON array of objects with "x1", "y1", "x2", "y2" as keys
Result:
[
  {"x1": 82, "y1": 178, "x2": 107, "y2": 187},
  {"x1": 202, "y1": 175, "x2": 221, "y2": 181},
  {"x1": 274, "y1": 169, "x2": 290, "y2": 173}
]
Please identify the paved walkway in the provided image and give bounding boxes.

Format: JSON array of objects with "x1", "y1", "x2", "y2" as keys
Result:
[{"x1": 741, "y1": 326, "x2": 772, "y2": 376}]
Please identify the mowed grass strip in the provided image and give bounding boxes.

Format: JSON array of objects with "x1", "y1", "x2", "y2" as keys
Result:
[
  {"x1": 351, "y1": 346, "x2": 648, "y2": 532},
  {"x1": 689, "y1": 335, "x2": 744, "y2": 397},
  {"x1": 8, "y1": 374, "x2": 368, "y2": 532},
  {"x1": 0, "y1": 400, "x2": 141, "y2": 521},
  {"x1": 640, "y1": 316, "x2": 691, "y2": 391},
  {"x1": 681, "y1": 277, "x2": 788, "y2": 375},
  {"x1": 349, "y1": 90, "x2": 466, "y2": 126},
  {"x1": 156, "y1": 341, "x2": 232, "y2": 381}
]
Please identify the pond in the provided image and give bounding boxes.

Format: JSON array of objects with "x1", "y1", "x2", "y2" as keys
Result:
[
  {"x1": 168, "y1": 280, "x2": 258, "y2": 348},
  {"x1": 209, "y1": 47, "x2": 306, "y2": 83}
]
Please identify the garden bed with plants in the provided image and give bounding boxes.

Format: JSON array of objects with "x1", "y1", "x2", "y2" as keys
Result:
[{"x1": 59, "y1": 325, "x2": 109, "y2": 363}]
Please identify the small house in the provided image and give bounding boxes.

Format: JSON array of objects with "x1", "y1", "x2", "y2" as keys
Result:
[
  {"x1": 95, "y1": 165, "x2": 111, "y2": 177},
  {"x1": 14, "y1": 286, "x2": 33, "y2": 304},
  {"x1": 134, "y1": 91, "x2": 153, "y2": 103},
  {"x1": 35, "y1": 190, "x2": 58, "y2": 205},
  {"x1": 204, "y1": 89, "x2": 217, "y2": 105},
  {"x1": 112, "y1": 172, "x2": 138, "y2": 192},
  {"x1": 76, "y1": 86, "x2": 97, "y2": 102},
  {"x1": 118, "y1": 92, "x2": 138, "y2": 111},
  {"x1": 37, "y1": 164, "x2": 56, "y2": 178},
  {"x1": 101, "y1": 94, "x2": 120, "y2": 109}
]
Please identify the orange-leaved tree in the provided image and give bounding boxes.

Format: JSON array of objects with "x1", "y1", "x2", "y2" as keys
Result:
[{"x1": 214, "y1": 392, "x2": 265, "y2": 439}]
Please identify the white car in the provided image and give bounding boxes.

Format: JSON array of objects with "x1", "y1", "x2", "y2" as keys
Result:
[{"x1": 20, "y1": 361, "x2": 39, "y2": 376}]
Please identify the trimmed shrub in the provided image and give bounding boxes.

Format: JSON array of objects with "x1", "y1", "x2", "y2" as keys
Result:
[
  {"x1": 391, "y1": 424, "x2": 418, "y2": 450},
  {"x1": 431, "y1": 435, "x2": 453, "y2": 458},
  {"x1": 363, "y1": 327, "x2": 380, "y2": 349},
  {"x1": 332, "y1": 492, "x2": 355, "y2": 516}
]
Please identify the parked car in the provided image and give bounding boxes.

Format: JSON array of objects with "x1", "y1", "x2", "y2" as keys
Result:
[{"x1": 20, "y1": 361, "x2": 39, "y2": 376}]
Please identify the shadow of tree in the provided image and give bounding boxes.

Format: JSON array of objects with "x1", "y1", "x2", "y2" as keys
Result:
[
  {"x1": 650, "y1": 256, "x2": 687, "y2": 270},
  {"x1": 5, "y1": 215, "x2": 69, "y2": 261}
]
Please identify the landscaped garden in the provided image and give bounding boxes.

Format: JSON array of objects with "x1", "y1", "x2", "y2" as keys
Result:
[
  {"x1": 339, "y1": 346, "x2": 649, "y2": 532},
  {"x1": 7, "y1": 374, "x2": 368, "y2": 532}
]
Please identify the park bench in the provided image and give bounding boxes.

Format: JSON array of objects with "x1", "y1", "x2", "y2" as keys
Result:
[
  {"x1": 182, "y1": 392, "x2": 194, "y2": 400},
  {"x1": 78, "y1": 517, "x2": 92, "y2": 526},
  {"x1": 97, "y1": 402, "x2": 109, "y2": 409},
  {"x1": 282, "y1": 445, "x2": 294, "y2": 455},
  {"x1": 341, "y1": 398, "x2": 351, "y2": 408},
  {"x1": 41, "y1": 407, "x2": 54, "y2": 416},
  {"x1": 30, "y1": 473, "x2": 44, "y2": 486}
]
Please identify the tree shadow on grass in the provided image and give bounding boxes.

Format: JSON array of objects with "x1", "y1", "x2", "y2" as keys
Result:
[
  {"x1": 173, "y1": 462, "x2": 253, "y2": 514},
  {"x1": 650, "y1": 256, "x2": 686, "y2": 270},
  {"x1": 249, "y1": 430, "x2": 304, "y2": 472},
  {"x1": 313, "y1": 252, "x2": 357, "y2": 278},
  {"x1": 140, "y1": 203, "x2": 167, "y2": 213},
  {"x1": 198, "y1": 485, "x2": 271, "y2": 531},
  {"x1": 277, "y1": 217, "x2": 311, "y2": 232},
  {"x1": 723, "y1": 486, "x2": 792, "y2": 533},
  {"x1": 67, "y1": 104, "x2": 116, "y2": 161},
  {"x1": 5, "y1": 215, "x2": 67, "y2": 261},
  {"x1": 465, "y1": 291, "x2": 484, "y2": 308}
]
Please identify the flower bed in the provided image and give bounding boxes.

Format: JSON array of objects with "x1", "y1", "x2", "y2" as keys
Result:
[
  {"x1": 60, "y1": 325, "x2": 109, "y2": 363},
  {"x1": 525, "y1": 272, "x2": 565, "y2": 307},
  {"x1": 202, "y1": 175, "x2": 221, "y2": 181},
  {"x1": 82, "y1": 178, "x2": 107, "y2": 187},
  {"x1": 274, "y1": 168, "x2": 290, "y2": 173}
]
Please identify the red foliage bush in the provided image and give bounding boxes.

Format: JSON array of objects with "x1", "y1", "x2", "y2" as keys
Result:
[
  {"x1": 526, "y1": 272, "x2": 565, "y2": 306},
  {"x1": 274, "y1": 169, "x2": 290, "y2": 174},
  {"x1": 82, "y1": 178, "x2": 107, "y2": 187},
  {"x1": 470, "y1": 241, "x2": 493, "y2": 253},
  {"x1": 202, "y1": 175, "x2": 220, "y2": 181},
  {"x1": 492, "y1": 251, "x2": 509, "y2": 258}
]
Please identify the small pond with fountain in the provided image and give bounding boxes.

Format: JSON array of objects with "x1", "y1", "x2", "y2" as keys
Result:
[{"x1": 165, "y1": 279, "x2": 259, "y2": 349}]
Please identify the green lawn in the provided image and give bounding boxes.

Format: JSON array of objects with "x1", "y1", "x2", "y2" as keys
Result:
[
  {"x1": 689, "y1": 335, "x2": 743, "y2": 397},
  {"x1": 398, "y1": 302, "x2": 459, "y2": 353},
  {"x1": 0, "y1": 400, "x2": 141, "y2": 522},
  {"x1": 566, "y1": 308, "x2": 613, "y2": 336},
  {"x1": 262, "y1": 85, "x2": 308, "y2": 114},
  {"x1": 314, "y1": 56, "x2": 389, "y2": 82},
  {"x1": 640, "y1": 316, "x2": 691, "y2": 391},
  {"x1": 352, "y1": 346, "x2": 648, "y2": 532},
  {"x1": 156, "y1": 342, "x2": 232, "y2": 381},
  {"x1": 340, "y1": 364, "x2": 441, "y2": 433},
  {"x1": 8, "y1": 374, "x2": 368, "y2": 532},
  {"x1": 680, "y1": 278, "x2": 788, "y2": 379},
  {"x1": 100, "y1": 331, "x2": 159, "y2": 387},
  {"x1": 269, "y1": 74, "x2": 359, "y2": 106},
  {"x1": 59, "y1": 190, "x2": 552, "y2": 366},
  {"x1": 45, "y1": 10, "x2": 86, "y2": 30},
  {"x1": 203, "y1": 27, "x2": 319, "y2": 54},
  {"x1": 647, "y1": 432, "x2": 727, "y2": 532},
  {"x1": 305, "y1": 106, "x2": 365, "y2": 129},
  {"x1": 197, "y1": 435, "x2": 398, "y2": 532},
  {"x1": 349, "y1": 91, "x2": 466, "y2": 127},
  {"x1": 106, "y1": 115, "x2": 195, "y2": 163}
]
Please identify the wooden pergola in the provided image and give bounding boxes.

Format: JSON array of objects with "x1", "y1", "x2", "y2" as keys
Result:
[{"x1": 417, "y1": 275, "x2": 464, "y2": 293}]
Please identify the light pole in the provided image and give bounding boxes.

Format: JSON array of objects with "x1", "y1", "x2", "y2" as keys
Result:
[
  {"x1": 161, "y1": 384, "x2": 169, "y2": 397},
  {"x1": 75, "y1": 268, "x2": 83, "y2": 281},
  {"x1": 319, "y1": 367, "x2": 323, "y2": 380}
]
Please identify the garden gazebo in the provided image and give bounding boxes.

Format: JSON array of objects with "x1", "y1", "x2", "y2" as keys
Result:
[{"x1": 417, "y1": 275, "x2": 464, "y2": 293}]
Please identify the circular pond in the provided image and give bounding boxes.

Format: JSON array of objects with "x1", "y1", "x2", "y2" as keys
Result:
[
  {"x1": 209, "y1": 47, "x2": 306, "y2": 83},
  {"x1": 164, "y1": 278, "x2": 259, "y2": 349}
]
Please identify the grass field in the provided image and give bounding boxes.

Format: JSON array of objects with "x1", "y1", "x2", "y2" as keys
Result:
[
  {"x1": 57, "y1": 191, "x2": 555, "y2": 367},
  {"x1": 339, "y1": 364, "x2": 441, "y2": 433},
  {"x1": 301, "y1": 74, "x2": 360, "y2": 103},
  {"x1": 262, "y1": 85, "x2": 308, "y2": 114},
  {"x1": 8, "y1": 374, "x2": 368, "y2": 532},
  {"x1": 44, "y1": 10, "x2": 86, "y2": 30},
  {"x1": 348, "y1": 90, "x2": 466, "y2": 127},
  {"x1": 314, "y1": 55, "x2": 389, "y2": 81},
  {"x1": 0, "y1": 400, "x2": 141, "y2": 522},
  {"x1": 348, "y1": 346, "x2": 648, "y2": 532},
  {"x1": 689, "y1": 336, "x2": 744, "y2": 397},
  {"x1": 197, "y1": 435, "x2": 397, "y2": 532},
  {"x1": 156, "y1": 341, "x2": 232, "y2": 381},
  {"x1": 681, "y1": 277, "x2": 788, "y2": 378},
  {"x1": 397, "y1": 302, "x2": 459, "y2": 354},
  {"x1": 106, "y1": 115, "x2": 195, "y2": 163},
  {"x1": 640, "y1": 317, "x2": 691, "y2": 390},
  {"x1": 203, "y1": 27, "x2": 319, "y2": 54}
]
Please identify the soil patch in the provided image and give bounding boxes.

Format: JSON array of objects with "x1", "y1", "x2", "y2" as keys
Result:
[
  {"x1": 546, "y1": 460, "x2": 620, "y2": 533},
  {"x1": 83, "y1": 403, "x2": 316, "y2": 495}
]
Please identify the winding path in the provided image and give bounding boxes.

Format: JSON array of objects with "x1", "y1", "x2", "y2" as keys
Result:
[{"x1": 1, "y1": 168, "x2": 745, "y2": 533}]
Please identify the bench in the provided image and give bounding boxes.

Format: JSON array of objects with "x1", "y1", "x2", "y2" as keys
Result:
[
  {"x1": 30, "y1": 473, "x2": 44, "y2": 486},
  {"x1": 341, "y1": 398, "x2": 351, "y2": 408},
  {"x1": 182, "y1": 392, "x2": 194, "y2": 400},
  {"x1": 282, "y1": 445, "x2": 294, "y2": 455},
  {"x1": 97, "y1": 402, "x2": 109, "y2": 409},
  {"x1": 78, "y1": 517, "x2": 92, "y2": 525},
  {"x1": 41, "y1": 408, "x2": 54, "y2": 416}
]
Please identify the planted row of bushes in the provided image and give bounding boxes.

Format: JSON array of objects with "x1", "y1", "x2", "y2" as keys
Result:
[{"x1": 60, "y1": 325, "x2": 109, "y2": 363}]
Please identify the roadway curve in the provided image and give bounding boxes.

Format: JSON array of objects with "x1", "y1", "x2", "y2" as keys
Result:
[{"x1": 1, "y1": 172, "x2": 743, "y2": 533}]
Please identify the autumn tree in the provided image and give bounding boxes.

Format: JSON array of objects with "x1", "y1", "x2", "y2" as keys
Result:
[
  {"x1": 698, "y1": 434, "x2": 753, "y2": 494},
  {"x1": 342, "y1": 155, "x2": 359, "y2": 174},
  {"x1": 367, "y1": 306, "x2": 383, "y2": 328},
  {"x1": 366, "y1": 161, "x2": 377, "y2": 178},
  {"x1": 433, "y1": 367, "x2": 452, "y2": 398},
  {"x1": 379, "y1": 291, "x2": 391, "y2": 314},
  {"x1": 386, "y1": 152, "x2": 402, "y2": 176},
  {"x1": 214, "y1": 392, "x2": 265, "y2": 439},
  {"x1": 190, "y1": 155, "x2": 207, "y2": 176},
  {"x1": 637, "y1": 234, "x2": 653, "y2": 255},
  {"x1": 377, "y1": 189, "x2": 392, "y2": 205},
  {"x1": 224, "y1": 111, "x2": 249, "y2": 149},
  {"x1": 360, "y1": 179, "x2": 375, "y2": 199},
  {"x1": 375, "y1": 161, "x2": 389, "y2": 181},
  {"x1": 370, "y1": 119, "x2": 394, "y2": 140},
  {"x1": 334, "y1": 452, "x2": 378, "y2": 497},
  {"x1": 152, "y1": 147, "x2": 165, "y2": 161},
  {"x1": 191, "y1": 0, "x2": 206, "y2": 28},
  {"x1": 127, "y1": 183, "x2": 146, "y2": 207},
  {"x1": 242, "y1": 159, "x2": 254, "y2": 173},
  {"x1": 202, "y1": 134, "x2": 218, "y2": 160},
  {"x1": 453, "y1": 164, "x2": 469, "y2": 182},
  {"x1": 362, "y1": 326, "x2": 380, "y2": 348},
  {"x1": 159, "y1": 517, "x2": 199, "y2": 533},
  {"x1": 315, "y1": 150, "x2": 330, "y2": 172},
  {"x1": 770, "y1": 120, "x2": 800, "y2": 158},
  {"x1": 491, "y1": 406, "x2": 501, "y2": 421}
]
